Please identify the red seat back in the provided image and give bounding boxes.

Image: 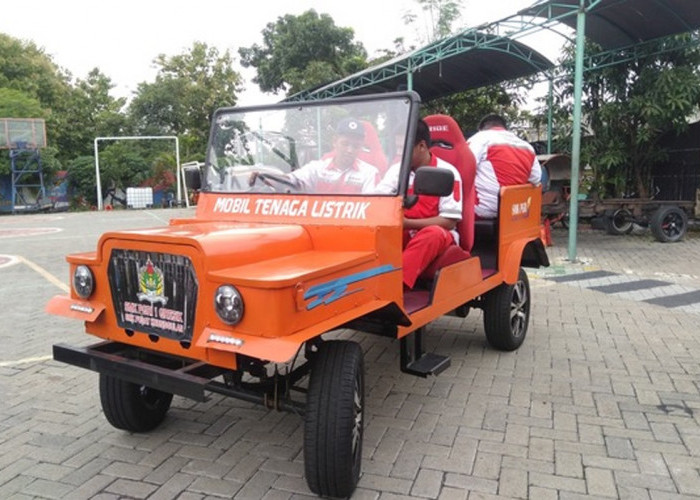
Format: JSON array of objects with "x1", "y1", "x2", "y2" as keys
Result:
[{"x1": 424, "y1": 114, "x2": 476, "y2": 253}]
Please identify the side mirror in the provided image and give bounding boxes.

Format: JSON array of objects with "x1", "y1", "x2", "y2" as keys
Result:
[
  {"x1": 183, "y1": 162, "x2": 202, "y2": 191},
  {"x1": 413, "y1": 166, "x2": 454, "y2": 197}
]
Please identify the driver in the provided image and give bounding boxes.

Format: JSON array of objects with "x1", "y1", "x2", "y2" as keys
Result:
[{"x1": 250, "y1": 117, "x2": 379, "y2": 194}]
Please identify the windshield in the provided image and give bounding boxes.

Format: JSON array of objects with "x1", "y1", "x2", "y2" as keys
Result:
[{"x1": 205, "y1": 93, "x2": 416, "y2": 196}]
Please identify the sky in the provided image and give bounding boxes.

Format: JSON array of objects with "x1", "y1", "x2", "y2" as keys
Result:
[{"x1": 0, "y1": 0, "x2": 541, "y2": 106}]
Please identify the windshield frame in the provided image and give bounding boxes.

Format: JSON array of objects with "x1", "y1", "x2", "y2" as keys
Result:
[{"x1": 204, "y1": 91, "x2": 422, "y2": 197}]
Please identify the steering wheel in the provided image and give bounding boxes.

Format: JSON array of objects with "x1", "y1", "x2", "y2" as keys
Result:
[{"x1": 250, "y1": 172, "x2": 301, "y2": 193}]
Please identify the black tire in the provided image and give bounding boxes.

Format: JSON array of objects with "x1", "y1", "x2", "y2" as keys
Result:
[
  {"x1": 605, "y1": 209, "x2": 633, "y2": 235},
  {"x1": 483, "y1": 268, "x2": 531, "y2": 351},
  {"x1": 304, "y1": 341, "x2": 364, "y2": 498},
  {"x1": 99, "y1": 374, "x2": 173, "y2": 432},
  {"x1": 651, "y1": 205, "x2": 688, "y2": 243}
]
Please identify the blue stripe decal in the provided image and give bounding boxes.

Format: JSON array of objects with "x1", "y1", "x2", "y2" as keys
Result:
[{"x1": 304, "y1": 264, "x2": 399, "y2": 310}]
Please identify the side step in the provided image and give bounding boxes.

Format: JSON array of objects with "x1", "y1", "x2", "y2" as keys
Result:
[{"x1": 400, "y1": 328, "x2": 450, "y2": 377}]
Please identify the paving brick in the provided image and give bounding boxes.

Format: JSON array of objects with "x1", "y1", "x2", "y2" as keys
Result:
[
  {"x1": 356, "y1": 473, "x2": 412, "y2": 494},
  {"x1": 410, "y1": 468, "x2": 443, "y2": 498},
  {"x1": 605, "y1": 436, "x2": 636, "y2": 459},
  {"x1": 555, "y1": 450, "x2": 584, "y2": 478},
  {"x1": 497, "y1": 467, "x2": 528, "y2": 498},
  {"x1": 585, "y1": 466, "x2": 618, "y2": 497},
  {"x1": 527, "y1": 485, "x2": 558, "y2": 500},
  {"x1": 529, "y1": 472, "x2": 587, "y2": 494},
  {"x1": 444, "y1": 472, "x2": 498, "y2": 494},
  {"x1": 66, "y1": 474, "x2": 116, "y2": 500},
  {"x1": 472, "y1": 451, "x2": 502, "y2": 479},
  {"x1": 21, "y1": 478, "x2": 76, "y2": 499},
  {"x1": 188, "y1": 476, "x2": 243, "y2": 497}
]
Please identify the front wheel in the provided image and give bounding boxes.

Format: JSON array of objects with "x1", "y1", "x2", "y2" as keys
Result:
[
  {"x1": 651, "y1": 205, "x2": 688, "y2": 243},
  {"x1": 304, "y1": 340, "x2": 364, "y2": 498},
  {"x1": 99, "y1": 374, "x2": 173, "y2": 432},
  {"x1": 483, "y1": 268, "x2": 531, "y2": 351}
]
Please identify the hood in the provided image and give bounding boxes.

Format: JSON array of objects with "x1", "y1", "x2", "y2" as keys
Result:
[{"x1": 98, "y1": 221, "x2": 313, "y2": 272}]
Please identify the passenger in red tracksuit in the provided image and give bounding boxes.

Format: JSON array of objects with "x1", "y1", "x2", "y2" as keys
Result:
[
  {"x1": 468, "y1": 114, "x2": 542, "y2": 219},
  {"x1": 376, "y1": 119, "x2": 462, "y2": 289}
]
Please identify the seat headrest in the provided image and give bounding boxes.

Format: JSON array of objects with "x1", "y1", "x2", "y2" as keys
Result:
[{"x1": 424, "y1": 115, "x2": 466, "y2": 148}]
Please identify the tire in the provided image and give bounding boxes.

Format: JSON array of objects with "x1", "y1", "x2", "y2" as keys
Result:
[
  {"x1": 605, "y1": 208, "x2": 633, "y2": 235},
  {"x1": 651, "y1": 205, "x2": 688, "y2": 243},
  {"x1": 99, "y1": 374, "x2": 173, "y2": 432},
  {"x1": 483, "y1": 268, "x2": 531, "y2": 351},
  {"x1": 304, "y1": 341, "x2": 364, "y2": 498}
]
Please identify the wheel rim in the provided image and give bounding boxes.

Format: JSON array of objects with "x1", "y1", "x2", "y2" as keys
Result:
[
  {"x1": 510, "y1": 280, "x2": 529, "y2": 338},
  {"x1": 351, "y1": 373, "x2": 363, "y2": 466},
  {"x1": 662, "y1": 212, "x2": 683, "y2": 238},
  {"x1": 612, "y1": 209, "x2": 632, "y2": 233}
]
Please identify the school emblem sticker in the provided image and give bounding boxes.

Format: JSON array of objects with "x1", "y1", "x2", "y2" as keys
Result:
[{"x1": 137, "y1": 258, "x2": 168, "y2": 305}]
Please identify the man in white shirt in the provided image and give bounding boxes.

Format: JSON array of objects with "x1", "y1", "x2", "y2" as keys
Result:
[{"x1": 251, "y1": 117, "x2": 379, "y2": 195}]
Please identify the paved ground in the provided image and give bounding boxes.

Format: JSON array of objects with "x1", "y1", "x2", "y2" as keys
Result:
[{"x1": 1, "y1": 209, "x2": 700, "y2": 499}]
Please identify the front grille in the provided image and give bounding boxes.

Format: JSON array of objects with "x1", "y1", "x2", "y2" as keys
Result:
[{"x1": 108, "y1": 249, "x2": 198, "y2": 342}]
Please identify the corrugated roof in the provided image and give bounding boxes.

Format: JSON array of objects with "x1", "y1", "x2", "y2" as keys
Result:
[
  {"x1": 522, "y1": 0, "x2": 700, "y2": 50},
  {"x1": 288, "y1": 31, "x2": 554, "y2": 102}
]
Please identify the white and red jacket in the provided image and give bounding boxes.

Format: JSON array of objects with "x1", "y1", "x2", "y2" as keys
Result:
[{"x1": 468, "y1": 127, "x2": 541, "y2": 219}]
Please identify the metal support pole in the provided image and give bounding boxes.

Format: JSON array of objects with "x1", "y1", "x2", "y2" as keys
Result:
[
  {"x1": 174, "y1": 137, "x2": 181, "y2": 205},
  {"x1": 94, "y1": 139, "x2": 103, "y2": 211},
  {"x1": 567, "y1": 1, "x2": 587, "y2": 262},
  {"x1": 547, "y1": 76, "x2": 554, "y2": 154}
]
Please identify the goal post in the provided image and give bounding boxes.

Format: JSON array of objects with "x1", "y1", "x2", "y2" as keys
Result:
[{"x1": 93, "y1": 136, "x2": 184, "y2": 210}]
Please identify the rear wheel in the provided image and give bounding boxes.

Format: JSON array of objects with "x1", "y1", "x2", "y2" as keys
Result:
[
  {"x1": 99, "y1": 374, "x2": 173, "y2": 432},
  {"x1": 651, "y1": 205, "x2": 688, "y2": 242},
  {"x1": 304, "y1": 340, "x2": 364, "y2": 498},
  {"x1": 605, "y1": 208, "x2": 633, "y2": 235},
  {"x1": 483, "y1": 268, "x2": 531, "y2": 351}
]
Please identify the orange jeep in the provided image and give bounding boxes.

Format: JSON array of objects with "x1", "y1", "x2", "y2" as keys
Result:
[{"x1": 47, "y1": 92, "x2": 548, "y2": 498}]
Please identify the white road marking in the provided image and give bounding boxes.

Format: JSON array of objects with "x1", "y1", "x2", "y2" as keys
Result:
[
  {"x1": 19, "y1": 256, "x2": 70, "y2": 292},
  {"x1": 0, "y1": 254, "x2": 20, "y2": 269},
  {"x1": 0, "y1": 355, "x2": 53, "y2": 367}
]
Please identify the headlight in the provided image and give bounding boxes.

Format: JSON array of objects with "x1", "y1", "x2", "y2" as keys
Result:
[
  {"x1": 214, "y1": 285, "x2": 244, "y2": 325},
  {"x1": 73, "y1": 265, "x2": 94, "y2": 299}
]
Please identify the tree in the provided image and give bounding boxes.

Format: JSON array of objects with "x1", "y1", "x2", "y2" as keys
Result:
[
  {"x1": 239, "y1": 10, "x2": 368, "y2": 96},
  {"x1": 412, "y1": 0, "x2": 462, "y2": 43},
  {"x1": 0, "y1": 88, "x2": 45, "y2": 119},
  {"x1": 550, "y1": 35, "x2": 700, "y2": 198},
  {"x1": 0, "y1": 34, "x2": 70, "y2": 109},
  {"x1": 52, "y1": 69, "x2": 128, "y2": 161},
  {"x1": 129, "y1": 41, "x2": 242, "y2": 159}
]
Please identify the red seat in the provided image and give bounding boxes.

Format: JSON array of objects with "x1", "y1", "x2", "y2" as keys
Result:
[
  {"x1": 358, "y1": 120, "x2": 388, "y2": 175},
  {"x1": 420, "y1": 114, "x2": 477, "y2": 278}
]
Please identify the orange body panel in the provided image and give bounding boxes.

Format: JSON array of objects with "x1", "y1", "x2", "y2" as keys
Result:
[
  {"x1": 47, "y1": 183, "x2": 544, "y2": 368},
  {"x1": 497, "y1": 184, "x2": 544, "y2": 283}
]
